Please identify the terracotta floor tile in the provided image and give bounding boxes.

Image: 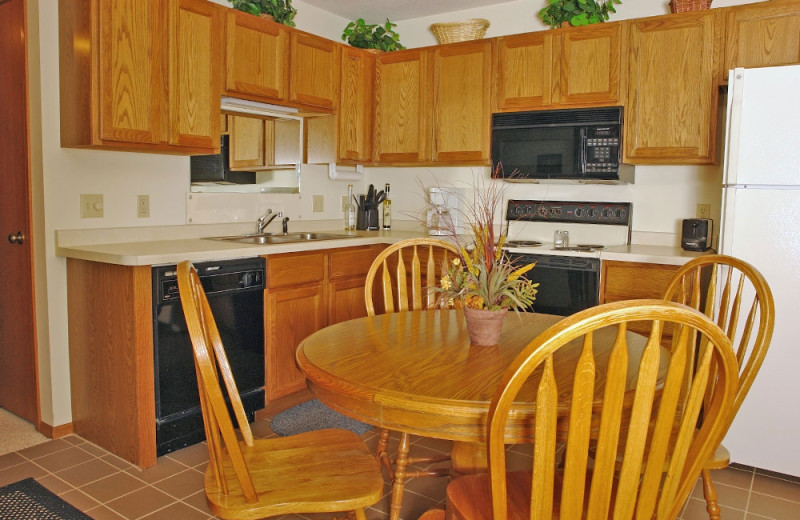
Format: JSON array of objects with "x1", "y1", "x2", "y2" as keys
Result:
[
  {"x1": 16, "y1": 438, "x2": 74, "y2": 460},
  {"x1": 125, "y1": 456, "x2": 187, "y2": 484},
  {"x1": 35, "y1": 474, "x2": 75, "y2": 495},
  {"x1": 59, "y1": 487, "x2": 102, "y2": 512},
  {"x1": 183, "y1": 490, "x2": 215, "y2": 515},
  {"x1": 152, "y1": 468, "x2": 206, "y2": 500},
  {"x1": 681, "y1": 497, "x2": 745, "y2": 520},
  {"x1": 105, "y1": 485, "x2": 176, "y2": 519},
  {"x1": 79, "y1": 471, "x2": 147, "y2": 503},
  {"x1": 164, "y1": 442, "x2": 209, "y2": 468},
  {"x1": 752, "y1": 472, "x2": 800, "y2": 502},
  {"x1": 55, "y1": 458, "x2": 120, "y2": 488},
  {"x1": 138, "y1": 501, "x2": 211, "y2": 519},
  {"x1": 747, "y1": 491, "x2": 800, "y2": 519},
  {"x1": 61, "y1": 435, "x2": 86, "y2": 446},
  {"x1": 0, "y1": 452, "x2": 26, "y2": 471},
  {"x1": 27, "y1": 445, "x2": 92, "y2": 473},
  {"x1": 0, "y1": 459, "x2": 48, "y2": 487},
  {"x1": 83, "y1": 504, "x2": 127, "y2": 520},
  {"x1": 100, "y1": 453, "x2": 138, "y2": 472},
  {"x1": 709, "y1": 466, "x2": 754, "y2": 490}
]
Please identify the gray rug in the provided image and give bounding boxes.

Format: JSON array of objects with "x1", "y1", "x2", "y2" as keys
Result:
[
  {"x1": 270, "y1": 399, "x2": 372, "y2": 436},
  {"x1": 0, "y1": 478, "x2": 93, "y2": 520}
]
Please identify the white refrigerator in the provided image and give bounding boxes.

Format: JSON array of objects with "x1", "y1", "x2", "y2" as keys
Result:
[{"x1": 719, "y1": 65, "x2": 800, "y2": 477}]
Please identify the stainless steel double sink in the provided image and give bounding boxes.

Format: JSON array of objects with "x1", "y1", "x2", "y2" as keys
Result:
[{"x1": 206, "y1": 232, "x2": 355, "y2": 245}]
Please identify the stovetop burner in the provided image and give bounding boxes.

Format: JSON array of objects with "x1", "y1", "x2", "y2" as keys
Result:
[{"x1": 504, "y1": 240, "x2": 543, "y2": 248}]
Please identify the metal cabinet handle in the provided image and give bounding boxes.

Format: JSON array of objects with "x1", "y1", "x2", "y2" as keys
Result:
[{"x1": 8, "y1": 231, "x2": 25, "y2": 244}]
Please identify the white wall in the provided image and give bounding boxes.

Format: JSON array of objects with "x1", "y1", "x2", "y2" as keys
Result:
[{"x1": 31, "y1": 0, "x2": 753, "y2": 427}]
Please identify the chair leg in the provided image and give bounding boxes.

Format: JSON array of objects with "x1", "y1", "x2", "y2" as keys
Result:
[
  {"x1": 701, "y1": 468, "x2": 722, "y2": 520},
  {"x1": 389, "y1": 432, "x2": 411, "y2": 520}
]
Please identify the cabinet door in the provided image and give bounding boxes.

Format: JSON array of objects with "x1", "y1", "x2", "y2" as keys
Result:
[
  {"x1": 326, "y1": 245, "x2": 383, "y2": 324},
  {"x1": 225, "y1": 10, "x2": 289, "y2": 102},
  {"x1": 265, "y1": 284, "x2": 325, "y2": 402},
  {"x1": 97, "y1": 0, "x2": 164, "y2": 145},
  {"x1": 625, "y1": 11, "x2": 720, "y2": 164},
  {"x1": 290, "y1": 32, "x2": 340, "y2": 110},
  {"x1": 558, "y1": 22, "x2": 626, "y2": 106},
  {"x1": 228, "y1": 115, "x2": 270, "y2": 169},
  {"x1": 168, "y1": 0, "x2": 222, "y2": 151},
  {"x1": 723, "y1": 2, "x2": 800, "y2": 82},
  {"x1": 374, "y1": 49, "x2": 429, "y2": 163},
  {"x1": 432, "y1": 40, "x2": 493, "y2": 163},
  {"x1": 338, "y1": 47, "x2": 374, "y2": 163},
  {"x1": 494, "y1": 32, "x2": 555, "y2": 111}
]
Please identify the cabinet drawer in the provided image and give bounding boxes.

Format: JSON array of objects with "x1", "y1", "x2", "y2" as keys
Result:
[
  {"x1": 328, "y1": 245, "x2": 383, "y2": 280},
  {"x1": 601, "y1": 260, "x2": 679, "y2": 302},
  {"x1": 265, "y1": 252, "x2": 324, "y2": 288}
]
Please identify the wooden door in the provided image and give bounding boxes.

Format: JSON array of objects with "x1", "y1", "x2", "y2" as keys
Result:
[
  {"x1": 723, "y1": 1, "x2": 800, "y2": 83},
  {"x1": 374, "y1": 49, "x2": 429, "y2": 163},
  {"x1": 494, "y1": 32, "x2": 555, "y2": 111},
  {"x1": 557, "y1": 22, "x2": 626, "y2": 106},
  {"x1": 225, "y1": 9, "x2": 289, "y2": 102},
  {"x1": 432, "y1": 40, "x2": 493, "y2": 163},
  {"x1": 168, "y1": 0, "x2": 221, "y2": 151},
  {"x1": 98, "y1": 0, "x2": 164, "y2": 145},
  {"x1": 338, "y1": 47, "x2": 374, "y2": 163},
  {"x1": 0, "y1": 0, "x2": 39, "y2": 425},
  {"x1": 290, "y1": 32, "x2": 340, "y2": 110},
  {"x1": 625, "y1": 11, "x2": 720, "y2": 164}
]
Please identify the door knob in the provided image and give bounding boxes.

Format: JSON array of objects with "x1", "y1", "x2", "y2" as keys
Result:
[{"x1": 8, "y1": 231, "x2": 25, "y2": 244}]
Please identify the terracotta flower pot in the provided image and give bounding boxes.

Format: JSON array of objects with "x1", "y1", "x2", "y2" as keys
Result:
[{"x1": 463, "y1": 307, "x2": 508, "y2": 347}]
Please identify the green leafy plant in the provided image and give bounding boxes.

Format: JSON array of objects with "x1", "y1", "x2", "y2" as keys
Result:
[
  {"x1": 229, "y1": 0, "x2": 297, "y2": 27},
  {"x1": 342, "y1": 19, "x2": 406, "y2": 52},
  {"x1": 539, "y1": 0, "x2": 622, "y2": 29},
  {"x1": 433, "y1": 166, "x2": 539, "y2": 312}
]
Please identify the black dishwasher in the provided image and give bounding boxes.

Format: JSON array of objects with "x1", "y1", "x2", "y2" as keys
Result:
[{"x1": 153, "y1": 258, "x2": 265, "y2": 456}]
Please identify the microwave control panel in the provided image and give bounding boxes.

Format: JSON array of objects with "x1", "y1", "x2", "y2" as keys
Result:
[{"x1": 585, "y1": 126, "x2": 621, "y2": 173}]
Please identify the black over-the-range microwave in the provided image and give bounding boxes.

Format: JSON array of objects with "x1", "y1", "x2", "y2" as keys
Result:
[{"x1": 491, "y1": 106, "x2": 634, "y2": 184}]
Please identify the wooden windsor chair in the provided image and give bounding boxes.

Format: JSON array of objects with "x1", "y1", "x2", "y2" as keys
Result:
[
  {"x1": 176, "y1": 261, "x2": 383, "y2": 520},
  {"x1": 363, "y1": 238, "x2": 460, "y2": 519},
  {"x1": 661, "y1": 254, "x2": 775, "y2": 520},
  {"x1": 440, "y1": 299, "x2": 738, "y2": 520}
]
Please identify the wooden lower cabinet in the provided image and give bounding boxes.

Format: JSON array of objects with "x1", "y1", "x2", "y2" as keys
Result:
[
  {"x1": 66, "y1": 259, "x2": 156, "y2": 468},
  {"x1": 263, "y1": 244, "x2": 384, "y2": 403},
  {"x1": 600, "y1": 260, "x2": 682, "y2": 340}
]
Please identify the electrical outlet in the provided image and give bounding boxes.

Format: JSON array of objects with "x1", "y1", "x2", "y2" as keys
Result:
[
  {"x1": 137, "y1": 195, "x2": 150, "y2": 218},
  {"x1": 312, "y1": 194, "x2": 324, "y2": 213},
  {"x1": 80, "y1": 194, "x2": 104, "y2": 218},
  {"x1": 696, "y1": 203, "x2": 711, "y2": 219}
]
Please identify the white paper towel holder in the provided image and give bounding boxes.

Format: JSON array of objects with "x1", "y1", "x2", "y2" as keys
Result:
[{"x1": 328, "y1": 163, "x2": 364, "y2": 181}]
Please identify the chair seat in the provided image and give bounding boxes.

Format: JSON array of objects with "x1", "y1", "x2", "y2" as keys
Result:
[
  {"x1": 704, "y1": 443, "x2": 731, "y2": 471},
  {"x1": 206, "y1": 429, "x2": 384, "y2": 519},
  {"x1": 447, "y1": 471, "x2": 534, "y2": 520}
]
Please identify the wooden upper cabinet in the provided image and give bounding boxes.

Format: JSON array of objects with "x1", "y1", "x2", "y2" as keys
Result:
[
  {"x1": 373, "y1": 49, "x2": 430, "y2": 163},
  {"x1": 723, "y1": 0, "x2": 800, "y2": 82},
  {"x1": 169, "y1": 0, "x2": 222, "y2": 150},
  {"x1": 224, "y1": 10, "x2": 290, "y2": 102},
  {"x1": 58, "y1": 0, "x2": 221, "y2": 154},
  {"x1": 290, "y1": 32, "x2": 340, "y2": 110},
  {"x1": 337, "y1": 47, "x2": 375, "y2": 163},
  {"x1": 494, "y1": 32, "x2": 555, "y2": 111},
  {"x1": 432, "y1": 40, "x2": 493, "y2": 163},
  {"x1": 557, "y1": 21, "x2": 626, "y2": 106},
  {"x1": 625, "y1": 11, "x2": 721, "y2": 164}
]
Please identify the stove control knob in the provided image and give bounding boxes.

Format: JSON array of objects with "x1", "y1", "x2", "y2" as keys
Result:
[
  {"x1": 587, "y1": 208, "x2": 597, "y2": 218},
  {"x1": 574, "y1": 207, "x2": 584, "y2": 218},
  {"x1": 514, "y1": 205, "x2": 524, "y2": 216},
  {"x1": 537, "y1": 207, "x2": 548, "y2": 217},
  {"x1": 615, "y1": 208, "x2": 627, "y2": 220}
]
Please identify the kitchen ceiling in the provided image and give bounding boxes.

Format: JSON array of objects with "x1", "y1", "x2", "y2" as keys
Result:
[{"x1": 301, "y1": 0, "x2": 515, "y2": 22}]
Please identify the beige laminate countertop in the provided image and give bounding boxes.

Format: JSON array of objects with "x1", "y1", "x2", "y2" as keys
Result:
[{"x1": 56, "y1": 224, "x2": 707, "y2": 267}]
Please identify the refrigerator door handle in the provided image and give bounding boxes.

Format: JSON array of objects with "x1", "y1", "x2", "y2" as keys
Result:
[{"x1": 723, "y1": 68, "x2": 746, "y2": 186}]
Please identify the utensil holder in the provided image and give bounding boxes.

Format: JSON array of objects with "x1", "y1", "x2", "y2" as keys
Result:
[
  {"x1": 367, "y1": 207, "x2": 379, "y2": 230},
  {"x1": 356, "y1": 209, "x2": 368, "y2": 230}
]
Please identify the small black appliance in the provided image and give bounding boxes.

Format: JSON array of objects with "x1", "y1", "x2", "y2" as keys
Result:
[
  {"x1": 190, "y1": 134, "x2": 256, "y2": 184},
  {"x1": 681, "y1": 218, "x2": 713, "y2": 251}
]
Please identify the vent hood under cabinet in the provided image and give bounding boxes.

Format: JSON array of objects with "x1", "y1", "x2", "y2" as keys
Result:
[{"x1": 190, "y1": 135, "x2": 256, "y2": 185}]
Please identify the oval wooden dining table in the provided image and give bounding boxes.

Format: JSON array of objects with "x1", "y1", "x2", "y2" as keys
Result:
[{"x1": 296, "y1": 309, "x2": 660, "y2": 520}]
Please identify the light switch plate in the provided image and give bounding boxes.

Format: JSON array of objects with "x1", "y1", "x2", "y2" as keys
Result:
[{"x1": 80, "y1": 194, "x2": 104, "y2": 218}]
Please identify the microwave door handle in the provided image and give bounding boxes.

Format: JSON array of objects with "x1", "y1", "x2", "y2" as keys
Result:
[{"x1": 579, "y1": 128, "x2": 588, "y2": 173}]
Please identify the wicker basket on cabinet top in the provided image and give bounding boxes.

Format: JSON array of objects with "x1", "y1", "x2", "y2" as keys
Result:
[
  {"x1": 669, "y1": 0, "x2": 712, "y2": 13},
  {"x1": 430, "y1": 18, "x2": 490, "y2": 44}
]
